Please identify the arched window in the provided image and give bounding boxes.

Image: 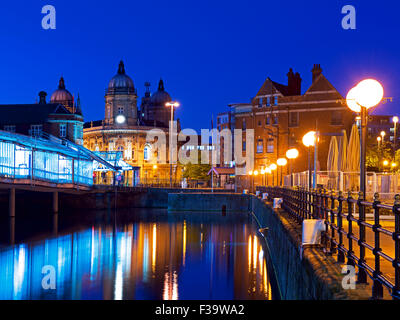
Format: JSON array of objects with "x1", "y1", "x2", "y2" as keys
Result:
[{"x1": 144, "y1": 145, "x2": 151, "y2": 161}]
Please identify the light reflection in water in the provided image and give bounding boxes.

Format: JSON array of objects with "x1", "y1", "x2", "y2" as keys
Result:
[{"x1": 0, "y1": 211, "x2": 275, "y2": 300}]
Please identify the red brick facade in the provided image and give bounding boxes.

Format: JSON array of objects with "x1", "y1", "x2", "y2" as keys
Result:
[{"x1": 227, "y1": 65, "x2": 356, "y2": 187}]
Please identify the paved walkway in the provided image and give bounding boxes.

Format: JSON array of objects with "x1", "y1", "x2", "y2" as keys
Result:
[{"x1": 337, "y1": 219, "x2": 395, "y2": 299}]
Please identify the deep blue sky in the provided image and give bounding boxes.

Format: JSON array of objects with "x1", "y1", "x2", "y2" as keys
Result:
[{"x1": 0, "y1": 0, "x2": 399, "y2": 130}]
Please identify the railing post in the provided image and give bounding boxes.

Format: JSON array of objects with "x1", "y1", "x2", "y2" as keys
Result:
[
  {"x1": 393, "y1": 194, "x2": 400, "y2": 299},
  {"x1": 329, "y1": 190, "x2": 337, "y2": 255},
  {"x1": 310, "y1": 189, "x2": 315, "y2": 219},
  {"x1": 309, "y1": 188, "x2": 313, "y2": 218},
  {"x1": 301, "y1": 187, "x2": 305, "y2": 220},
  {"x1": 372, "y1": 192, "x2": 383, "y2": 299},
  {"x1": 357, "y1": 191, "x2": 368, "y2": 284},
  {"x1": 302, "y1": 188, "x2": 305, "y2": 218},
  {"x1": 337, "y1": 191, "x2": 345, "y2": 263},
  {"x1": 347, "y1": 191, "x2": 356, "y2": 267}
]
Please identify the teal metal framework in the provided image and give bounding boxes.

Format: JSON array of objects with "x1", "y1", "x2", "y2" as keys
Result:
[{"x1": 0, "y1": 130, "x2": 115, "y2": 186}]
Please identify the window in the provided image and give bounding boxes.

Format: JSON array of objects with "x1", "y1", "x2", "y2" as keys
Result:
[
  {"x1": 256, "y1": 139, "x2": 263, "y2": 153},
  {"x1": 289, "y1": 112, "x2": 299, "y2": 127},
  {"x1": 242, "y1": 119, "x2": 246, "y2": 130},
  {"x1": 144, "y1": 145, "x2": 151, "y2": 161},
  {"x1": 59, "y1": 124, "x2": 67, "y2": 137},
  {"x1": 258, "y1": 120, "x2": 262, "y2": 127},
  {"x1": 265, "y1": 116, "x2": 270, "y2": 125},
  {"x1": 266, "y1": 97, "x2": 270, "y2": 106},
  {"x1": 30, "y1": 125, "x2": 42, "y2": 137},
  {"x1": 331, "y1": 111, "x2": 343, "y2": 125},
  {"x1": 107, "y1": 106, "x2": 111, "y2": 118},
  {"x1": 267, "y1": 139, "x2": 274, "y2": 153},
  {"x1": 242, "y1": 141, "x2": 246, "y2": 152},
  {"x1": 118, "y1": 107, "x2": 124, "y2": 115},
  {"x1": 273, "y1": 96, "x2": 278, "y2": 105},
  {"x1": 258, "y1": 98, "x2": 263, "y2": 108},
  {"x1": 273, "y1": 115, "x2": 278, "y2": 125},
  {"x1": 4, "y1": 125, "x2": 15, "y2": 133}
]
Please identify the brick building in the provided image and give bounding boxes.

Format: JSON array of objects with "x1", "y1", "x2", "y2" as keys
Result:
[
  {"x1": 223, "y1": 64, "x2": 356, "y2": 188},
  {"x1": 367, "y1": 115, "x2": 398, "y2": 145}
]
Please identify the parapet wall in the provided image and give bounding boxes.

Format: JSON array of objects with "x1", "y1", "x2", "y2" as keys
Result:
[
  {"x1": 168, "y1": 192, "x2": 250, "y2": 212},
  {"x1": 250, "y1": 196, "x2": 370, "y2": 300}
]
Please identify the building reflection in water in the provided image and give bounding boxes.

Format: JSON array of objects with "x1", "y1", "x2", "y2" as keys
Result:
[{"x1": 0, "y1": 212, "x2": 274, "y2": 300}]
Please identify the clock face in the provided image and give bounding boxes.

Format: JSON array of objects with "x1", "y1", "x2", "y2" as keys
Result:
[{"x1": 116, "y1": 114, "x2": 126, "y2": 124}]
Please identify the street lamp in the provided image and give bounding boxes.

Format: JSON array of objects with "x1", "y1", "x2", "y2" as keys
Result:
[
  {"x1": 380, "y1": 130, "x2": 386, "y2": 144},
  {"x1": 346, "y1": 79, "x2": 384, "y2": 197},
  {"x1": 265, "y1": 167, "x2": 271, "y2": 186},
  {"x1": 393, "y1": 116, "x2": 398, "y2": 156},
  {"x1": 346, "y1": 79, "x2": 384, "y2": 285},
  {"x1": 165, "y1": 101, "x2": 180, "y2": 187},
  {"x1": 248, "y1": 170, "x2": 253, "y2": 193},
  {"x1": 302, "y1": 131, "x2": 316, "y2": 190},
  {"x1": 277, "y1": 158, "x2": 288, "y2": 187},
  {"x1": 286, "y1": 148, "x2": 299, "y2": 187},
  {"x1": 383, "y1": 160, "x2": 389, "y2": 167},
  {"x1": 269, "y1": 163, "x2": 277, "y2": 186},
  {"x1": 260, "y1": 168, "x2": 265, "y2": 186},
  {"x1": 115, "y1": 114, "x2": 126, "y2": 124}
]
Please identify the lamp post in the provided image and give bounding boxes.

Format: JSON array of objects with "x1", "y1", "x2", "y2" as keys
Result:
[
  {"x1": 345, "y1": 79, "x2": 384, "y2": 286},
  {"x1": 346, "y1": 79, "x2": 384, "y2": 196},
  {"x1": 265, "y1": 167, "x2": 271, "y2": 186},
  {"x1": 248, "y1": 170, "x2": 253, "y2": 193},
  {"x1": 286, "y1": 148, "x2": 299, "y2": 187},
  {"x1": 253, "y1": 170, "x2": 259, "y2": 193},
  {"x1": 165, "y1": 101, "x2": 180, "y2": 187},
  {"x1": 269, "y1": 163, "x2": 277, "y2": 186},
  {"x1": 380, "y1": 130, "x2": 386, "y2": 145},
  {"x1": 277, "y1": 158, "x2": 287, "y2": 187},
  {"x1": 393, "y1": 116, "x2": 398, "y2": 158},
  {"x1": 302, "y1": 131, "x2": 316, "y2": 190}
]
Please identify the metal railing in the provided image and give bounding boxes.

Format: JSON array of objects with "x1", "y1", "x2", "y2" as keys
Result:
[
  {"x1": 284, "y1": 171, "x2": 400, "y2": 200},
  {"x1": 258, "y1": 185, "x2": 400, "y2": 300}
]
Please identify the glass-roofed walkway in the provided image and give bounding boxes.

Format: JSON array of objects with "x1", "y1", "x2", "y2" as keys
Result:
[{"x1": 0, "y1": 130, "x2": 115, "y2": 187}]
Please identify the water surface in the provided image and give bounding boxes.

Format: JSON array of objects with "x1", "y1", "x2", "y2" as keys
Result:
[{"x1": 0, "y1": 210, "x2": 277, "y2": 300}]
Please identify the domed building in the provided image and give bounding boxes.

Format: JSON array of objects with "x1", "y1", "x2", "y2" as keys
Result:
[
  {"x1": 50, "y1": 77, "x2": 75, "y2": 113},
  {"x1": 141, "y1": 79, "x2": 171, "y2": 127},
  {"x1": 83, "y1": 60, "x2": 182, "y2": 186},
  {"x1": 104, "y1": 61, "x2": 138, "y2": 126},
  {"x1": 0, "y1": 77, "x2": 84, "y2": 145}
]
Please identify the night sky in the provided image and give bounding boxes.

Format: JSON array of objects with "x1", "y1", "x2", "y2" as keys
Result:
[{"x1": 0, "y1": 0, "x2": 399, "y2": 130}]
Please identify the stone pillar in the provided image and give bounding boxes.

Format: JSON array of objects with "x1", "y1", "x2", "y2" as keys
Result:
[
  {"x1": 53, "y1": 191, "x2": 59, "y2": 213},
  {"x1": 9, "y1": 217, "x2": 15, "y2": 245},
  {"x1": 53, "y1": 212, "x2": 58, "y2": 236},
  {"x1": 9, "y1": 188, "x2": 15, "y2": 217}
]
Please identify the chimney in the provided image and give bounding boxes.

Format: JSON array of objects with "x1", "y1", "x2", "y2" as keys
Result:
[
  {"x1": 287, "y1": 68, "x2": 302, "y2": 95},
  {"x1": 294, "y1": 72, "x2": 302, "y2": 95},
  {"x1": 311, "y1": 64, "x2": 322, "y2": 83},
  {"x1": 38, "y1": 91, "x2": 47, "y2": 104}
]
